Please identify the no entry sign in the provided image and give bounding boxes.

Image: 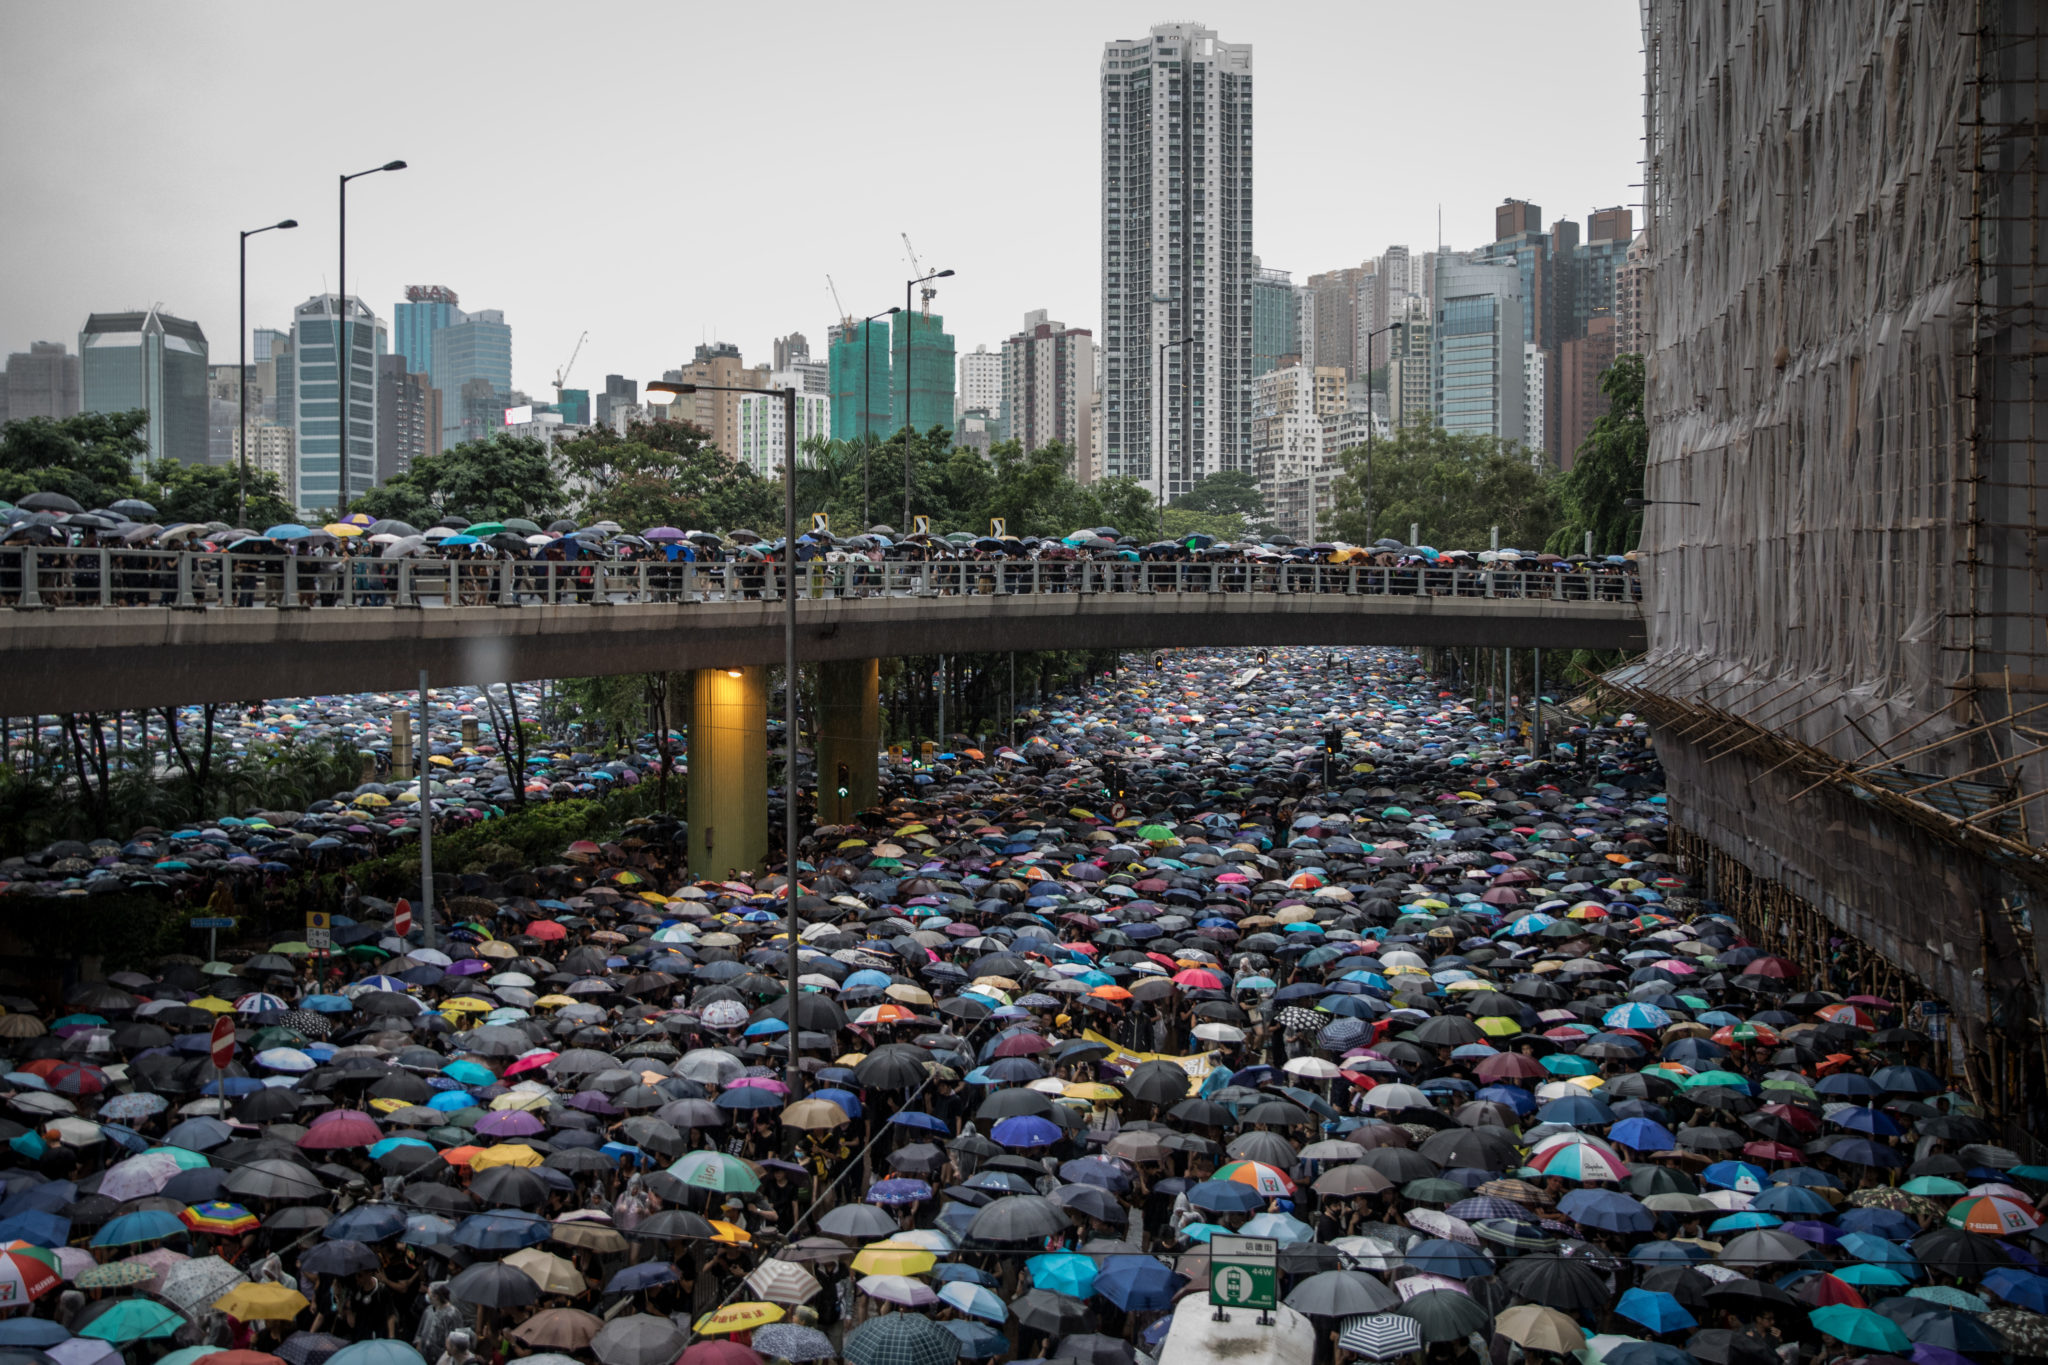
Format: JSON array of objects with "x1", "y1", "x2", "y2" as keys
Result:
[{"x1": 209, "y1": 1015, "x2": 235, "y2": 1070}]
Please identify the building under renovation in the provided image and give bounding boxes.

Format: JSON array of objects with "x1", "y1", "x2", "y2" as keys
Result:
[{"x1": 1612, "y1": 1, "x2": 2048, "y2": 1127}]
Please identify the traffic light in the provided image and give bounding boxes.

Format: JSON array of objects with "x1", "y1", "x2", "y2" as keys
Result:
[
  {"x1": 1105, "y1": 764, "x2": 1126, "y2": 800},
  {"x1": 1324, "y1": 728, "x2": 1343, "y2": 755},
  {"x1": 1258, "y1": 649, "x2": 1269, "y2": 665},
  {"x1": 835, "y1": 762, "x2": 851, "y2": 801}
]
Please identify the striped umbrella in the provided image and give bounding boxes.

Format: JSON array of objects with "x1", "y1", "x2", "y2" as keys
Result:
[
  {"x1": 181, "y1": 1203, "x2": 260, "y2": 1235},
  {"x1": 1213, "y1": 1160, "x2": 1296, "y2": 1197},
  {"x1": 1529, "y1": 1142, "x2": 1629, "y2": 1183},
  {"x1": 1337, "y1": 1313, "x2": 1425, "y2": 1360},
  {"x1": 1948, "y1": 1194, "x2": 2041, "y2": 1235}
]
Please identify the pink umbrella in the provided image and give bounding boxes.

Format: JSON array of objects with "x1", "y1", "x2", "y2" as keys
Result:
[
  {"x1": 727, "y1": 1077, "x2": 790, "y2": 1094},
  {"x1": 298, "y1": 1109, "x2": 383, "y2": 1149},
  {"x1": 121, "y1": 1248, "x2": 188, "y2": 1294},
  {"x1": 98, "y1": 1152, "x2": 184, "y2": 1202},
  {"x1": 503, "y1": 1052, "x2": 557, "y2": 1076}
]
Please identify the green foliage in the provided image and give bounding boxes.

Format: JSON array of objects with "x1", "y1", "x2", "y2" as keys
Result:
[
  {"x1": 1170, "y1": 469, "x2": 1266, "y2": 520},
  {"x1": 346, "y1": 788, "x2": 663, "y2": 900},
  {"x1": 349, "y1": 433, "x2": 566, "y2": 526},
  {"x1": 1547, "y1": 354, "x2": 1647, "y2": 556},
  {"x1": 146, "y1": 459, "x2": 295, "y2": 528},
  {"x1": 556, "y1": 420, "x2": 779, "y2": 533},
  {"x1": 1161, "y1": 507, "x2": 1249, "y2": 543},
  {"x1": 0, "y1": 409, "x2": 150, "y2": 508},
  {"x1": 1327, "y1": 421, "x2": 1559, "y2": 550}
]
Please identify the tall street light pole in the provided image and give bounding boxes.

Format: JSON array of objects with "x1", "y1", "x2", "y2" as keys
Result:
[
  {"x1": 651, "y1": 378, "x2": 803, "y2": 1096},
  {"x1": 1155, "y1": 336, "x2": 1192, "y2": 535},
  {"x1": 1360, "y1": 321, "x2": 1403, "y2": 543},
  {"x1": 858, "y1": 306, "x2": 900, "y2": 527},
  {"x1": 900, "y1": 268, "x2": 955, "y2": 528},
  {"x1": 238, "y1": 217, "x2": 297, "y2": 527},
  {"x1": 336, "y1": 159, "x2": 406, "y2": 516}
]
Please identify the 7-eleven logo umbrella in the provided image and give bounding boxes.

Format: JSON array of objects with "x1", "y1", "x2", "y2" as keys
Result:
[{"x1": 0, "y1": 1248, "x2": 61, "y2": 1306}]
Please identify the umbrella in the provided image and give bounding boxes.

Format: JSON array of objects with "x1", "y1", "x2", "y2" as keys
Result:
[
  {"x1": 749, "y1": 1326, "x2": 835, "y2": 1362},
  {"x1": 1395, "y1": 1289, "x2": 1492, "y2": 1342},
  {"x1": 509, "y1": 1310, "x2": 606, "y2": 1350},
  {"x1": 448, "y1": 1262, "x2": 541, "y2": 1309},
  {"x1": 1284, "y1": 1270, "x2": 1400, "y2": 1317},
  {"x1": 1808, "y1": 1305, "x2": 1911, "y2": 1352},
  {"x1": 212, "y1": 1284, "x2": 311, "y2": 1322},
  {"x1": 590, "y1": 1316, "x2": 689, "y2": 1365},
  {"x1": 842, "y1": 1314, "x2": 962, "y2": 1365},
  {"x1": 1494, "y1": 1305, "x2": 1587, "y2": 1354},
  {"x1": 1337, "y1": 1314, "x2": 1425, "y2": 1360}
]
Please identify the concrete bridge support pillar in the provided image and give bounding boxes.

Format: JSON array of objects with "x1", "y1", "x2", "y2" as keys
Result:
[
  {"x1": 815, "y1": 658, "x2": 880, "y2": 825},
  {"x1": 686, "y1": 667, "x2": 768, "y2": 878}
]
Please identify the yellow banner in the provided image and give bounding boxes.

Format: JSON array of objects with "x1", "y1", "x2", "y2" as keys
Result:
[{"x1": 1082, "y1": 1029, "x2": 1218, "y2": 1087}]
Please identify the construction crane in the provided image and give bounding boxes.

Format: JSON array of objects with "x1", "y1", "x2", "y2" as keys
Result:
[
  {"x1": 902, "y1": 234, "x2": 940, "y2": 312},
  {"x1": 827, "y1": 275, "x2": 850, "y2": 327},
  {"x1": 552, "y1": 331, "x2": 587, "y2": 393}
]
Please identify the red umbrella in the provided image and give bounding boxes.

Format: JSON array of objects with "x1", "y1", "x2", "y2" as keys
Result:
[
  {"x1": 1757, "y1": 1102, "x2": 1820, "y2": 1135},
  {"x1": 678, "y1": 1345, "x2": 763, "y2": 1365},
  {"x1": 1741, "y1": 956, "x2": 1797, "y2": 979},
  {"x1": 1475, "y1": 1053, "x2": 1548, "y2": 1082},
  {"x1": 1795, "y1": 1274, "x2": 1866, "y2": 1309},
  {"x1": 298, "y1": 1109, "x2": 383, "y2": 1149},
  {"x1": 526, "y1": 921, "x2": 568, "y2": 942},
  {"x1": 44, "y1": 1063, "x2": 108, "y2": 1095},
  {"x1": 991, "y1": 1033, "x2": 1049, "y2": 1058},
  {"x1": 1742, "y1": 1140, "x2": 1804, "y2": 1163}
]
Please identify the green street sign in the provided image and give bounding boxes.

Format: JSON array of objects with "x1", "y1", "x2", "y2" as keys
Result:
[{"x1": 1209, "y1": 1234, "x2": 1278, "y2": 1311}]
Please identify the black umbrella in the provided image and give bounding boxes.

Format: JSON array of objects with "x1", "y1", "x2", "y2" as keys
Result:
[
  {"x1": 1049, "y1": 1334, "x2": 1134, "y2": 1365},
  {"x1": 471, "y1": 1166, "x2": 549, "y2": 1208},
  {"x1": 1012, "y1": 1289, "x2": 1093, "y2": 1336},
  {"x1": 1395, "y1": 1288, "x2": 1492, "y2": 1342},
  {"x1": 1123, "y1": 1059, "x2": 1193, "y2": 1105},
  {"x1": 1911, "y1": 1226, "x2": 2011, "y2": 1278},
  {"x1": 1499, "y1": 1255, "x2": 1609, "y2": 1314},
  {"x1": 449, "y1": 1261, "x2": 540, "y2": 1309},
  {"x1": 966, "y1": 1195, "x2": 1070, "y2": 1242},
  {"x1": 1683, "y1": 1329, "x2": 1779, "y2": 1365},
  {"x1": 1284, "y1": 1270, "x2": 1401, "y2": 1317}
]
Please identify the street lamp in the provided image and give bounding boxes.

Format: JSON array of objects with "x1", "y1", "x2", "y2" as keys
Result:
[
  {"x1": 238, "y1": 217, "x2": 297, "y2": 527},
  {"x1": 649, "y1": 377, "x2": 804, "y2": 1096},
  {"x1": 858, "y1": 306, "x2": 901, "y2": 526},
  {"x1": 1360, "y1": 321, "x2": 1403, "y2": 543},
  {"x1": 335, "y1": 159, "x2": 406, "y2": 515},
  {"x1": 900, "y1": 269, "x2": 954, "y2": 527},
  {"x1": 1155, "y1": 335, "x2": 1193, "y2": 533}
]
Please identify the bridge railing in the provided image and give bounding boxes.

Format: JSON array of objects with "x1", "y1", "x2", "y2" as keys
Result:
[{"x1": 0, "y1": 547, "x2": 1642, "y2": 611}]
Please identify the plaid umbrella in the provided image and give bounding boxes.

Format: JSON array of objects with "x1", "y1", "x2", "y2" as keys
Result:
[
  {"x1": 1338, "y1": 1313, "x2": 1426, "y2": 1359},
  {"x1": 750, "y1": 1325, "x2": 836, "y2": 1362},
  {"x1": 844, "y1": 1314, "x2": 963, "y2": 1365}
]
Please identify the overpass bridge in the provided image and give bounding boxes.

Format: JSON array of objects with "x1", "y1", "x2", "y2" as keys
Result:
[{"x1": 2, "y1": 546, "x2": 1641, "y2": 876}]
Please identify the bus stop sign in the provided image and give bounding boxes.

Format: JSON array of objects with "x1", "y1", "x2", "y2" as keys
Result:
[{"x1": 1208, "y1": 1234, "x2": 1278, "y2": 1312}]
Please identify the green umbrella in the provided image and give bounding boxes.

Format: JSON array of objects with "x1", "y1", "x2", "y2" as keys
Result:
[
  {"x1": 77, "y1": 1298, "x2": 187, "y2": 1343},
  {"x1": 465, "y1": 522, "x2": 509, "y2": 536},
  {"x1": 1396, "y1": 1289, "x2": 1492, "y2": 1343},
  {"x1": 503, "y1": 518, "x2": 543, "y2": 535},
  {"x1": 1808, "y1": 1305, "x2": 1910, "y2": 1352},
  {"x1": 1136, "y1": 825, "x2": 1175, "y2": 841}
]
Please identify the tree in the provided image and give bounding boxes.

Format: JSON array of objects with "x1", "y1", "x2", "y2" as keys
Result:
[
  {"x1": 1161, "y1": 507, "x2": 1248, "y2": 543},
  {"x1": 1327, "y1": 422, "x2": 1559, "y2": 550},
  {"x1": 1548, "y1": 354, "x2": 1646, "y2": 556},
  {"x1": 557, "y1": 420, "x2": 779, "y2": 532},
  {"x1": 1170, "y1": 468, "x2": 1266, "y2": 520},
  {"x1": 349, "y1": 433, "x2": 566, "y2": 525},
  {"x1": 0, "y1": 410, "x2": 150, "y2": 509},
  {"x1": 147, "y1": 460, "x2": 295, "y2": 528}
]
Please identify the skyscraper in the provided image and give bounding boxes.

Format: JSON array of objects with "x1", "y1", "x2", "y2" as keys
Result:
[
  {"x1": 430, "y1": 309, "x2": 512, "y2": 449},
  {"x1": 734, "y1": 378, "x2": 831, "y2": 476},
  {"x1": 284, "y1": 294, "x2": 383, "y2": 512},
  {"x1": 957, "y1": 344, "x2": 1002, "y2": 425},
  {"x1": 827, "y1": 321, "x2": 891, "y2": 443},
  {"x1": 79, "y1": 307, "x2": 209, "y2": 469},
  {"x1": 1100, "y1": 21, "x2": 1255, "y2": 498},
  {"x1": 891, "y1": 312, "x2": 955, "y2": 434},
  {"x1": 1250, "y1": 262, "x2": 1300, "y2": 376},
  {"x1": 393, "y1": 285, "x2": 461, "y2": 376},
  {"x1": 2, "y1": 341, "x2": 82, "y2": 428},
  {"x1": 1432, "y1": 260, "x2": 1525, "y2": 446},
  {"x1": 999, "y1": 312, "x2": 1095, "y2": 465},
  {"x1": 595, "y1": 375, "x2": 638, "y2": 430},
  {"x1": 672, "y1": 342, "x2": 764, "y2": 458},
  {"x1": 377, "y1": 355, "x2": 440, "y2": 483}
]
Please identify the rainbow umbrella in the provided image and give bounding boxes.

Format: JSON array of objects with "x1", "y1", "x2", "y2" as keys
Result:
[{"x1": 180, "y1": 1202, "x2": 259, "y2": 1235}]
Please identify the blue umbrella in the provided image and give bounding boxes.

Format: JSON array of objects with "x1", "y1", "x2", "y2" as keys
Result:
[
  {"x1": 936, "y1": 1280, "x2": 1007, "y2": 1322},
  {"x1": 888, "y1": 1110, "x2": 947, "y2": 1133},
  {"x1": 939, "y1": 1319, "x2": 1011, "y2": 1358},
  {"x1": 1558, "y1": 1188, "x2": 1653, "y2": 1234},
  {"x1": 1830, "y1": 1105, "x2": 1904, "y2": 1136},
  {"x1": 400, "y1": 1214, "x2": 456, "y2": 1247},
  {"x1": 1840, "y1": 1232, "x2": 1920, "y2": 1271},
  {"x1": 1837, "y1": 1207, "x2": 1918, "y2": 1240},
  {"x1": 1239, "y1": 1212, "x2": 1314, "y2": 1245},
  {"x1": 867, "y1": 1179, "x2": 933, "y2": 1207},
  {"x1": 1984, "y1": 1266, "x2": 2048, "y2": 1312},
  {"x1": 1026, "y1": 1252, "x2": 1099, "y2": 1297},
  {"x1": 1616, "y1": 1287, "x2": 1697, "y2": 1335},
  {"x1": 1609, "y1": 1117, "x2": 1675, "y2": 1152},
  {"x1": 605, "y1": 1262, "x2": 676, "y2": 1293},
  {"x1": 451, "y1": 1210, "x2": 550, "y2": 1251},
  {"x1": 1750, "y1": 1184, "x2": 1833, "y2": 1216},
  {"x1": 1187, "y1": 1182, "x2": 1263, "y2": 1214},
  {"x1": 1059, "y1": 1156, "x2": 1132, "y2": 1192},
  {"x1": 1404, "y1": 1238, "x2": 1492, "y2": 1278},
  {"x1": 1604, "y1": 1344, "x2": 1699, "y2": 1365},
  {"x1": 1096, "y1": 1255, "x2": 1187, "y2": 1312},
  {"x1": 811, "y1": 1088, "x2": 863, "y2": 1118},
  {"x1": 1701, "y1": 1161, "x2": 1769, "y2": 1193},
  {"x1": 325, "y1": 1204, "x2": 406, "y2": 1242},
  {"x1": 90, "y1": 1209, "x2": 185, "y2": 1246},
  {"x1": 991, "y1": 1115, "x2": 1062, "y2": 1148},
  {"x1": 0, "y1": 1320, "x2": 69, "y2": 1348},
  {"x1": 1538, "y1": 1093, "x2": 1616, "y2": 1126},
  {"x1": 0, "y1": 1211, "x2": 69, "y2": 1247},
  {"x1": 327, "y1": 1344, "x2": 428, "y2": 1365}
]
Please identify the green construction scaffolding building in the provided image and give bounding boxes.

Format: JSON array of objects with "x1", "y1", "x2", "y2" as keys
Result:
[
  {"x1": 891, "y1": 311, "x2": 955, "y2": 435},
  {"x1": 828, "y1": 318, "x2": 895, "y2": 443}
]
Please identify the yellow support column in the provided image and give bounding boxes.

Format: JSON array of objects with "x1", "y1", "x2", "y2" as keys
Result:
[
  {"x1": 815, "y1": 658, "x2": 880, "y2": 825},
  {"x1": 686, "y1": 667, "x2": 768, "y2": 877}
]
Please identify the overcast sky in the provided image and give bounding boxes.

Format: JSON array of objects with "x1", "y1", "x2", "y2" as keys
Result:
[{"x1": 2, "y1": 1, "x2": 1643, "y2": 397}]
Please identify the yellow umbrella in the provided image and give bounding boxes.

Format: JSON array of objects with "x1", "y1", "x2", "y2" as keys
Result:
[
  {"x1": 322, "y1": 523, "x2": 364, "y2": 537},
  {"x1": 1445, "y1": 979, "x2": 1497, "y2": 993},
  {"x1": 490, "y1": 1091, "x2": 552, "y2": 1112},
  {"x1": 472, "y1": 1143, "x2": 544, "y2": 1170},
  {"x1": 694, "y1": 1302, "x2": 783, "y2": 1336},
  {"x1": 849, "y1": 1242, "x2": 936, "y2": 1276},
  {"x1": 214, "y1": 1284, "x2": 310, "y2": 1321},
  {"x1": 189, "y1": 997, "x2": 234, "y2": 1015},
  {"x1": 1063, "y1": 1083, "x2": 1123, "y2": 1102},
  {"x1": 533, "y1": 994, "x2": 578, "y2": 1009},
  {"x1": 1476, "y1": 1016, "x2": 1523, "y2": 1037},
  {"x1": 353, "y1": 793, "x2": 391, "y2": 808},
  {"x1": 367, "y1": 1097, "x2": 411, "y2": 1115},
  {"x1": 440, "y1": 997, "x2": 493, "y2": 1015}
]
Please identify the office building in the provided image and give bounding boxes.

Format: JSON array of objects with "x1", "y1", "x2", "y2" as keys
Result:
[
  {"x1": 1432, "y1": 259, "x2": 1525, "y2": 444},
  {"x1": 671, "y1": 342, "x2": 765, "y2": 457},
  {"x1": 999, "y1": 311, "x2": 1094, "y2": 465},
  {"x1": 430, "y1": 308, "x2": 512, "y2": 448},
  {"x1": 1303, "y1": 266, "x2": 1366, "y2": 378},
  {"x1": 1523, "y1": 343, "x2": 1547, "y2": 459},
  {"x1": 283, "y1": 294, "x2": 383, "y2": 513},
  {"x1": 890, "y1": 311, "x2": 955, "y2": 434},
  {"x1": 207, "y1": 364, "x2": 243, "y2": 466},
  {"x1": 79, "y1": 307, "x2": 209, "y2": 469},
  {"x1": 1251, "y1": 262, "x2": 1300, "y2": 376},
  {"x1": 1387, "y1": 297, "x2": 1434, "y2": 428},
  {"x1": 377, "y1": 355, "x2": 441, "y2": 483},
  {"x1": 1253, "y1": 362, "x2": 1348, "y2": 541},
  {"x1": 1555, "y1": 314, "x2": 1618, "y2": 469},
  {"x1": 595, "y1": 375, "x2": 638, "y2": 430},
  {"x1": 1615, "y1": 232, "x2": 1649, "y2": 357},
  {"x1": 233, "y1": 421, "x2": 295, "y2": 488},
  {"x1": 957, "y1": 344, "x2": 1002, "y2": 425},
  {"x1": 734, "y1": 377, "x2": 831, "y2": 476},
  {"x1": 252, "y1": 328, "x2": 289, "y2": 363},
  {"x1": 827, "y1": 320, "x2": 892, "y2": 443},
  {"x1": 2, "y1": 341, "x2": 82, "y2": 429},
  {"x1": 393, "y1": 285, "x2": 461, "y2": 377},
  {"x1": 1100, "y1": 21, "x2": 1255, "y2": 497},
  {"x1": 772, "y1": 333, "x2": 809, "y2": 371}
]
